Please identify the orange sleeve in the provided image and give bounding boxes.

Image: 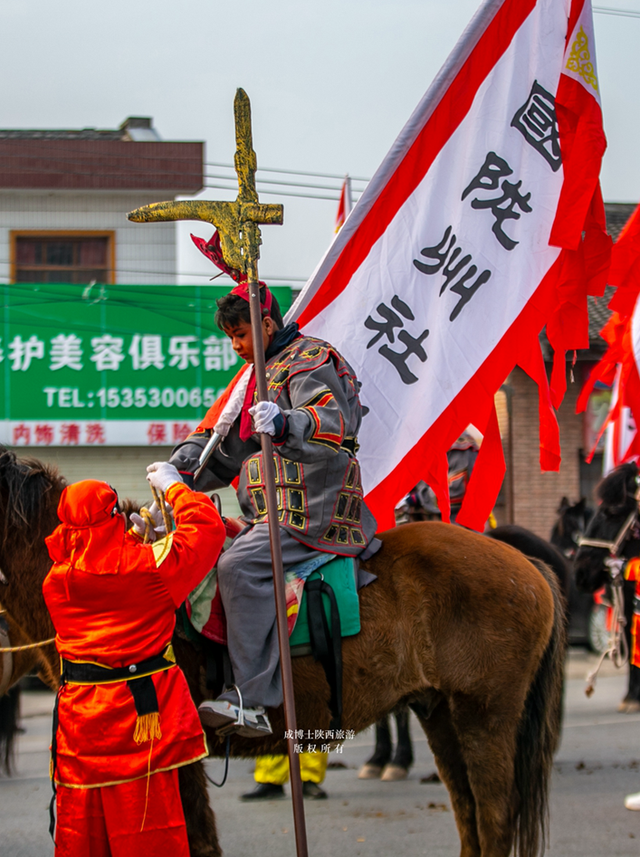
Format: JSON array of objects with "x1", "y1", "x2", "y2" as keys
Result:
[
  {"x1": 153, "y1": 482, "x2": 226, "y2": 607},
  {"x1": 625, "y1": 558, "x2": 640, "y2": 582}
]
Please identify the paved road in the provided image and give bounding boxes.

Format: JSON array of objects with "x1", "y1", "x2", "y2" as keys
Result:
[{"x1": 2, "y1": 649, "x2": 640, "y2": 856}]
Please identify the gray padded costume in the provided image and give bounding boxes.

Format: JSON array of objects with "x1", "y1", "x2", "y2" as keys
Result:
[{"x1": 170, "y1": 329, "x2": 377, "y2": 708}]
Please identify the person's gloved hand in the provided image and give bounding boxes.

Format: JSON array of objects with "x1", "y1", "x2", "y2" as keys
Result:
[
  {"x1": 146, "y1": 462, "x2": 183, "y2": 494},
  {"x1": 249, "y1": 401, "x2": 284, "y2": 437},
  {"x1": 130, "y1": 501, "x2": 165, "y2": 542}
]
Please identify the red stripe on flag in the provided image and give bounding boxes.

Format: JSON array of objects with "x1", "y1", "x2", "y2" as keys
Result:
[
  {"x1": 550, "y1": 76, "x2": 606, "y2": 251},
  {"x1": 297, "y1": 0, "x2": 538, "y2": 328}
]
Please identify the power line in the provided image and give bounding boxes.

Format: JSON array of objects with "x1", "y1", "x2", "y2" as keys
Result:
[
  {"x1": 593, "y1": 5, "x2": 640, "y2": 17},
  {"x1": 205, "y1": 161, "x2": 370, "y2": 184},
  {"x1": 0, "y1": 165, "x2": 361, "y2": 201},
  {"x1": 203, "y1": 181, "x2": 359, "y2": 202},
  {"x1": 205, "y1": 171, "x2": 356, "y2": 193},
  {"x1": 0, "y1": 263, "x2": 308, "y2": 283}
]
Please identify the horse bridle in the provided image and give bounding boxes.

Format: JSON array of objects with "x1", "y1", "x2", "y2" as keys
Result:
[
  {"x1": 576, "y1": 483, "x2": 640, "y2": 694},
  {"x1": 578, "y1": 507, "x2": 640, "y2": 558}
]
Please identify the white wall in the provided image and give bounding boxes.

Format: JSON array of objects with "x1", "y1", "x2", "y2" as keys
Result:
[
  {"x1": 0, "y1": 190, "x2": 177, "y2": 285},
  {"x1": 19, "y1": 445, "x2": 241, "y2": 516}
]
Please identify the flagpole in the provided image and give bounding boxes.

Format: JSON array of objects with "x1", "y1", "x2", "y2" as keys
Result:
[
  {"x1": 127, "y1": 88, "x2": 308, "y2": 857},
  {"x1": 246, "y1": 271, "x2": 309, "y2": 857},
  {"x1": 344, "y1": 174, "x2": 352, "y2": 217}
]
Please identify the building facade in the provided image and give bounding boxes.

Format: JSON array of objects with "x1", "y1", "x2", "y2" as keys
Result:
[{"x1": 1, "y1": 117, "x2": 205, "y2": 503}]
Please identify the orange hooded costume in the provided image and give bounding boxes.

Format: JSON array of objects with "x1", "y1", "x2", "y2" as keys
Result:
[{"x1": 43, "y1": 479, "x2": 225, "y2": 856}]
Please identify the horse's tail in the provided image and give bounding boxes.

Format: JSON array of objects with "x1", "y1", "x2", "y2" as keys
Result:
[
  {"x1": 0, "y1": 685, "x2": 21, "y2": 775},
  {"x1": 513, "y1": 558, "x2": 567, "y2": 857}
]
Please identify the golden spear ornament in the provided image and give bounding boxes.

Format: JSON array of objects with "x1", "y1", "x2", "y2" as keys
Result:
[{"x1": 128, "y1": 89, "x2": 309, "y2": 857}]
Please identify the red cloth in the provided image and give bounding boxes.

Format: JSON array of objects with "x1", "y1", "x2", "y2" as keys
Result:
[
  {"x1": 46, "y1": 480, "x2": 125, "y2": 575},
  {"x1": 43, "y1": 481, "x2": 226, "y2": 788},
  {"x1": 55, "y1": 768, "x2": 189, "y2": 857}
]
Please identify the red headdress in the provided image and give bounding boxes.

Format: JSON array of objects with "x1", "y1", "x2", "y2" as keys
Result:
[
  {"x1": 191, "y1": 230, "x2": 273, "y2": 316},
  {"x1": 45, "y1": 480, "x2": 125, "y2": 575}
]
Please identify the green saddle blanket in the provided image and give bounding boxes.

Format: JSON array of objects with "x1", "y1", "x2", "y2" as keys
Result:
[{"x1": 289, "y1": 555, "x2": 361, "y2": 649}]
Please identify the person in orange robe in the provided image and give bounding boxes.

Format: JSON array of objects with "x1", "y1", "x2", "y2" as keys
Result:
[{"x1": 43, "y1": 463, "x2": 225, "y2": 857}]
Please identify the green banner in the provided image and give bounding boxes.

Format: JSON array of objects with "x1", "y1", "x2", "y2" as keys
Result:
[{"x1": 0, "y1": 283, "x2": 291, "y2": 447}]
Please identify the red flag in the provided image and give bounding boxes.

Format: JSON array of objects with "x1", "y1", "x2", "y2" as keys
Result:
[
  {"x1": 577, "y1": 202, "x2": 640, "y2": 468},
  {"x1": 335, "y1": 175, "x2": 352, "y2": 233},
  {"x1": 287, "y1": 0, "x2": 610, "y2": 531}
]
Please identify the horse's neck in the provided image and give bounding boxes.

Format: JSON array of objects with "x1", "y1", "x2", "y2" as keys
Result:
[{"x1": 1, "y1": 501, "x2": 60, "y2": 645}]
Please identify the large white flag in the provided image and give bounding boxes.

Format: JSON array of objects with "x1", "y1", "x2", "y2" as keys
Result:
[{"x1": 288, "y1": 0, "x2": 610, "y2": 530}]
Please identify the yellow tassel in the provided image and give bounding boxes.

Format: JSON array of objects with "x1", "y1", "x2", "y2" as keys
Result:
[{"x1": 133, "y1": 712, "x2": 162, "y2": 744}]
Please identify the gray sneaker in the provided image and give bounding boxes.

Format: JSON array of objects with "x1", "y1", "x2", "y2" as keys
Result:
[{"x1": 198, "y1": 699, "x2": 272, "y2": 738}]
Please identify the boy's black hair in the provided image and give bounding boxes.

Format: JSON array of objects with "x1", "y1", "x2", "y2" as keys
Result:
[{"x1": 214, "y1": 286, "x2": 283, "y2": 332}]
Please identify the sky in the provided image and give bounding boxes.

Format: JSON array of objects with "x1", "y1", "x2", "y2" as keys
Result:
[{"x1": 2, "y1": 0, "x2": 640, "y2": 287}]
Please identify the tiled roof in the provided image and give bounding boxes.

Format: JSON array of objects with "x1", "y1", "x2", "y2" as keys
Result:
[
  {"x1": 605, "y1": 202, "x2": 636, "y2": 242},
  {"x1": 0, "y1": 129, "x2": 124, "y2": 141},
  {"x1": 0, "y1": 117, "x2": 161, "y2": 142}
]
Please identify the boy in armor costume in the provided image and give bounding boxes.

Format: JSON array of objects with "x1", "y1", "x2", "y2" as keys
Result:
[{"x1": 169, "y1": 284, "x2": 376, "y2": 736}]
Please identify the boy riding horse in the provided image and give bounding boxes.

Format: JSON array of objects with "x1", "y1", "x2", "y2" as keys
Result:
[{"x1": 169, "y1": 283, "x2": 377, "y2": 736}]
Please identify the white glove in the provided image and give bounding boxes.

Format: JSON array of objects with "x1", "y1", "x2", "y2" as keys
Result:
[
  {"x1": 146, "y1": 462, "x2": 183, "y2": 494},
  {"x1": 249, "y1": 400, "x2": 281, "y2": 436},
  {"x1": 130, "y1": 501, "x2": 165, "y2": 543}
]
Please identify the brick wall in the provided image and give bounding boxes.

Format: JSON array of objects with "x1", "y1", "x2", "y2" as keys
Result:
[{"x1": 507, "y1": 366, "x2": 583, "y2": 539}]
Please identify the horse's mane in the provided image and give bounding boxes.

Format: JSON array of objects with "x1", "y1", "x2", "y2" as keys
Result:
[
  {"x1": 0, "y1": 446, "x2": 64, "y2": 546},
  {"x1": 597, "y1": 461, "x2": 638, "y2": 513}
]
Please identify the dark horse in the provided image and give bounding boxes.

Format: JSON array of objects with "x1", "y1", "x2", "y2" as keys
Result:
[
  {"x1": 574, "y1": 461, "x2": 640, "y2": 708},
  {"x1": 0, "y1": 448, "x2": 565, "y2": 857}
]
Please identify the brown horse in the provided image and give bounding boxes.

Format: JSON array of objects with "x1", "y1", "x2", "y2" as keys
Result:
[
  {"x1": 0, "y1": 606, "x2": 56, "y2": 774},
  {"x1": 0, "y1": 447, "x2": 565, "y2": 857}
]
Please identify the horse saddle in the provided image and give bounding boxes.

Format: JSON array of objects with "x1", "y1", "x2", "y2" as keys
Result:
[{"x1": 289, "y1": 555, "x2": 361, "y2": 653}]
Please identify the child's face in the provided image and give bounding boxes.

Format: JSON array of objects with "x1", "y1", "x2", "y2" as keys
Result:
[{"x1": 223, "y1": 317, "x2": 275, "y2": 364}]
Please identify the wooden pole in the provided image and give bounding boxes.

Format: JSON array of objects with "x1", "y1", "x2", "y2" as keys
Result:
[{"x1": 247, "y1": 279, "x2": 309, "y2": 857}]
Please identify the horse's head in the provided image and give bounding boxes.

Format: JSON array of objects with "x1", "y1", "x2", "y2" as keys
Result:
[
  {"x1": 550, "y1": 496, "x2": 592, "y2": 560},
  {"x1": 0, "y1": 446, "x2": 64, "y2": 586},
  {"x1": 574, "y1": 462, "x2": 640, "y2": 593}
]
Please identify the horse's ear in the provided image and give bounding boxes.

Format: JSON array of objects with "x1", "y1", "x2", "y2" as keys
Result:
[
  {"x1": 575, "y1": 498, "x2": 586, "y2": 512},
  {"x1": 557, "y1": 496, "x2": 570, "y2": 514}
]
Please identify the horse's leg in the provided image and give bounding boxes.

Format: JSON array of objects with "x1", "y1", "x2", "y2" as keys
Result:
[
  {"x1": 412, "y1": 693, "x2": 481, "y2": 857},
  {"x1": 178, "y1": 761, "x2": 222, "y2": 857},
  {"x1": 0, "y1": 685, "x2": 21, "y2": 775},
  {"x1": 392, "y1": 707, "x2": 413, "y2": 768},
  {"x1": 358, "y1": 716, "x2": 392, "y2": 779},
  {"x1": 380, "y1": 707, "x2": 414, "y2": 781},
  {"x1": 447, "y1": 695, "x2": 519, "y2": 857},
  {"x1": 622, "y1": 579, "x2": 640, "y2": 709}
]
